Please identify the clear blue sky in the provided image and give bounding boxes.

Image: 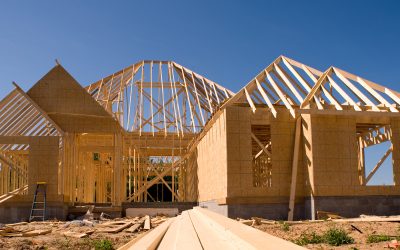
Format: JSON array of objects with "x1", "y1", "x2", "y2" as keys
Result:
[{"x1": 0, "y1": 0, "x2": 399, "y2": 184}]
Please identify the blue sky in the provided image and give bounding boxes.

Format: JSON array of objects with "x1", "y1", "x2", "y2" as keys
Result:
[{"x1": 0, "y1": 0, "x2": 399, "y2": 184}]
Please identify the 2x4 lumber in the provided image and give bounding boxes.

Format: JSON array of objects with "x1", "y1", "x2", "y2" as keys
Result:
[
  {"x1": 150, "y1": 61, "x2": 155, "y2": 135},
  {"x1": 12, "y1": 82, "x2": 63, "y2": 135},
  {"x1": 281, "y1": 57, "x2": 324, "y2": 109},
  {"x1": 282, "y1": 56, "x2": 323, "y2": 76},
  {"x1": 356, "y1": 77, "x2": 399, "y2": 112},
  {"x1": 128, "y1": 218, "x2": 175, "y2": 250},
  {"x1": 186, "y1": 209, "x2": 235, "y2": 249},
  {"x1": 331, "y1": 65, "x2": 400, "y2": 102},
  {"x1": 169, "y1": 63, "x2": 184, "y2": 135},
  {"x1": 153, "y1": 169, "x2": 180, "y2": 201},
  {"x1": 301, "y1": 69, "x2": 343, "y2": 110},
  {"x1": 273, "y1": 63, "x2": 304, "y2": 103},
  {"x1": 365, "y1": 146, "x2": 393, "y2": 184},
  {"x1": 159, "y1": 62, "x2": 167, "y2": 136},
  {"x1": 180, "y1": 68, "x2": 196, "y2": 132},
  {"x1": 256, "y1": 79, "x2": 277, "y2": 117},
  {"x1": 334, "y1": 68, "x2": 379, "y2": 111},
  {"x1": 127, "y1": 164, "x2": 175, "y2": 202},
  {"x1": 139, "y1": 63, "x2": 145, "y2": 135},
  {"x1": 326, "y1": 75, "x2": 362, "y2": 111},
  {"x1": 199, "y1": 76, "x2": 214, "y2": 113},
  {"x1": 193, "y1": 207, "x2": 305, "y2": 249},
  {"x1": 251, "y1": 132, "x2": 271, "y2": 158},
  {"x1": 190, "y1": 71, "x2": 205, "y2": 126},
  {"x1": 159, "y1": 211, "x2": 203, "y2": 250},
  {"x1": 266, "y1": 71, "x2": 295, "y2": 117},
  {"x1": 244, "y1": 88, "x2": 256, "y2": 113},
  {"x1": 288, "y1": 117, "x2": 302, "y2": 221}
]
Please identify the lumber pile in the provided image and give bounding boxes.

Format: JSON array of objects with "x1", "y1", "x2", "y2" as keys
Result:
[{"x1": 121, "y1": 207, "x2": 305, "y2": 250}]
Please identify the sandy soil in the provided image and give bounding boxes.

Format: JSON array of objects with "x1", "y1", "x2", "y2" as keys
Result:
[{"x1": 254, "y1": 221, "x2": 400, "y2": 249}]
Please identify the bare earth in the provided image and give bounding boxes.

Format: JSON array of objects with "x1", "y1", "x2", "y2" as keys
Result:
[
  {"x1": 254, "y1": 221, "x2": 400, "y2": 249},
  {"x1": 0, "y1": 217, "x2": 165, "y2": 250}
]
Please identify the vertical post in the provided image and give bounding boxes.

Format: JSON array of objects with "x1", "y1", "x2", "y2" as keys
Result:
[
  {"x1": 113, "y1": 133, "x2": 122, "y2": 206},
  {"x1": 288, "y1": 116, "x2": 302, "y2": 221}
]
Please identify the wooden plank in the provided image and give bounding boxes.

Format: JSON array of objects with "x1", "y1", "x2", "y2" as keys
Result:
[
  {"x1": 273, "y1": 63, "x2": 304, "y2": 103},
  {"x1": 365, "y1": 146, "x2": 393, "y2": 183},
  {"x1": 288, "y1": 117, "x2": 302, "y2": 221},
  {"x1": 256, "y1": 79, "x2": 277, "y2": 117},
  {"x1": 172, "y1": 211, "x2": 202, "y2": 249},
  {"x1": 12, "y1": 82, "x2": 63, "y2": 135},
  {"x1": 251, "y1": 133, "x2": 271, "y2": 158},
  {"x1": 244, "y1": 88, "x2": 256, "y2": 113},
  {"x1": 193, "y1": 207, "x2": 304, "y2": 249},
  {"x1": 265, "y1": 71, "x2": 295, "y2": 117},
  {"x1": 143, "y1": 215, "x2": 151, "y2": 230},
  {"x1": 128, "y1": 218, "x2": 175, "y2": 250},
  {"x1": 187, "y1": 209, "x2": 235, "y2": 249},
  {"x1": 334, "y1": 68, "x2": 379, "y2": 111}
]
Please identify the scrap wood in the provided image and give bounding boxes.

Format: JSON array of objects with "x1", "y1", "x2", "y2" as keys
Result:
[
  {"x1": 238, "y1": 219, "x2": 254, "y2": 226},
  {"x1": 5, "y1": 222, "x2": 28, "y2": 227},
  {"x1": 125, "y1": 223, "x2": 142, "y2": 233},
  {"x1": 317, "y1": 210, "x2": 344, "y2": 220},
  {"x1": 151, "y1": 218, "x2": 167, "y2": 225},
  {"x1": 126, "y1": 218, "x2": 145, "y2": 233},
  {"x1": 97, "y1": 222, "x2": 133, "y2": 233},
  {"x1": 251, "y1": 217, "x2": 262, "y2": 225},
  {"x1": 62, "y1": 231, "x2": 88, "y2": 238},
  {"x1": 350, "y1": 224, "x2": 363, "y2": 234},
  {"x1": 22, "y1": 229, "x2": 52, "y2": 237},
  {"x1": 143, "y1": 215, "x2": 151, "y2": 230}
]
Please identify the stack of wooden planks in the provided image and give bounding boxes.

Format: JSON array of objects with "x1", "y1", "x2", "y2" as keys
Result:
[{"x1": 120, "y1": 207, "x2": 305, "y2": 250}]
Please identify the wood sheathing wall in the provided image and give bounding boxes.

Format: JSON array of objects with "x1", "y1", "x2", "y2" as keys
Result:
[
  {"x1": 305, "y1": 114, "x2": 400, "y2": 197},
  {"x1": 195, "y1": 110, "x2": 228, "y2": 202},
  {"x1": 223, "y1": 106, "x2": 305, "y2": 205}
]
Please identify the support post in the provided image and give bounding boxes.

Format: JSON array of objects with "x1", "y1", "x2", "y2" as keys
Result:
[{"x1": 288, "y1": 116, "x2": 302, "y2": 221}]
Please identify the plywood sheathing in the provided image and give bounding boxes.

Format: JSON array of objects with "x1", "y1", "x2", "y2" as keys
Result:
[
  {"x1": 224, "y1": 106, "x2": 305, "y2": 204},
  {"x1": 27, "y1": 65, "x2": 119, "y2": 133}
]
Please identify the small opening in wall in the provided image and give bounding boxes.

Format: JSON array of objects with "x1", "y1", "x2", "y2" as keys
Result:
[
  {"x1": 356, "y1": 124, "x2": 394, "y2": 186},
  {"x1": 251, "y1": 125, "x2": 272, "y2": 187}
]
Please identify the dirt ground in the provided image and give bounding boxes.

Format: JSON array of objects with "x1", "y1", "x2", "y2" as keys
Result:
[
  {"x1": 254, "y1": 220, "x2": 400, "y2": 249},
  {"x1": 0, "y1": 217, "x2": 162, "y2": 250}
]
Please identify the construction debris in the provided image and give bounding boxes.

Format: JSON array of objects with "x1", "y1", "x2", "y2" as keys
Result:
[{"x1": 0, "y1": 215, "x2": 168, "y2": 249}]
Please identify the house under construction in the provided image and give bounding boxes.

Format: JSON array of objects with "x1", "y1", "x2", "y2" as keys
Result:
[{"x1": 0, "y1": 56, "x2": 400, "y2": 223}]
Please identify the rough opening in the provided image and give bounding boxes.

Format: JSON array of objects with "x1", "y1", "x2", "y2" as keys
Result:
[
  {"x1": 356, "y1": 123, "x2": 394, "y2": 186},
  {"x1": 251, "y1": 125, "x2": 272, "y2": 187}
]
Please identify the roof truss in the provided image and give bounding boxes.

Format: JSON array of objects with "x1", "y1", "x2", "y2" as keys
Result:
[
  {"x1": 0, "y1": 83, "x2": 62, "y2": 137},
  {"x1": 229, "y1": 56, "x2": 400, "y2": 117},
  {"x1": 85, "y1": 61, "x2": 234, "y2": 135}
]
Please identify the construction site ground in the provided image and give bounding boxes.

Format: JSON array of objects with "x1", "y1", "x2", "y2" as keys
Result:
[
  {"x1": 253, "y1": 219, "x2": 400, "y2": 249},
  {"x1": 0, "y1": 215, "x2": 166, "y2": 250}
]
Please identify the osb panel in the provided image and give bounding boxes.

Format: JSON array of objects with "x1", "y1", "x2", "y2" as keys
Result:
[
  {"x1": 196, "y1": 110, "x2": 228, "y2": 202},
  {"x1": 26, "y1": 65, "x2": 118, "y2": 133},
  {"x1": 310, "y1": 115, "x2": 400, "y2": 197},
  {"x1": 28, "y1": 137, "x2": 60, "y2": 198},
  {"x1": 225, "y1": 106, "x2": 305, "y2": 201}
]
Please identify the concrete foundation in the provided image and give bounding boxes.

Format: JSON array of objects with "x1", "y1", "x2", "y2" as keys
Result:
[
  {"x1": 0, "y1": 202, "x2": 68, "y2": 223},
  {"x1": 201, "y1": 196, "x2": 400, "y2": 220},
  {"x1": 307, "y1": 195, "x2": 400, "y2": 219},
  {"x1": 121, "y1": 202, "x2": 198, "y2": 216}
]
